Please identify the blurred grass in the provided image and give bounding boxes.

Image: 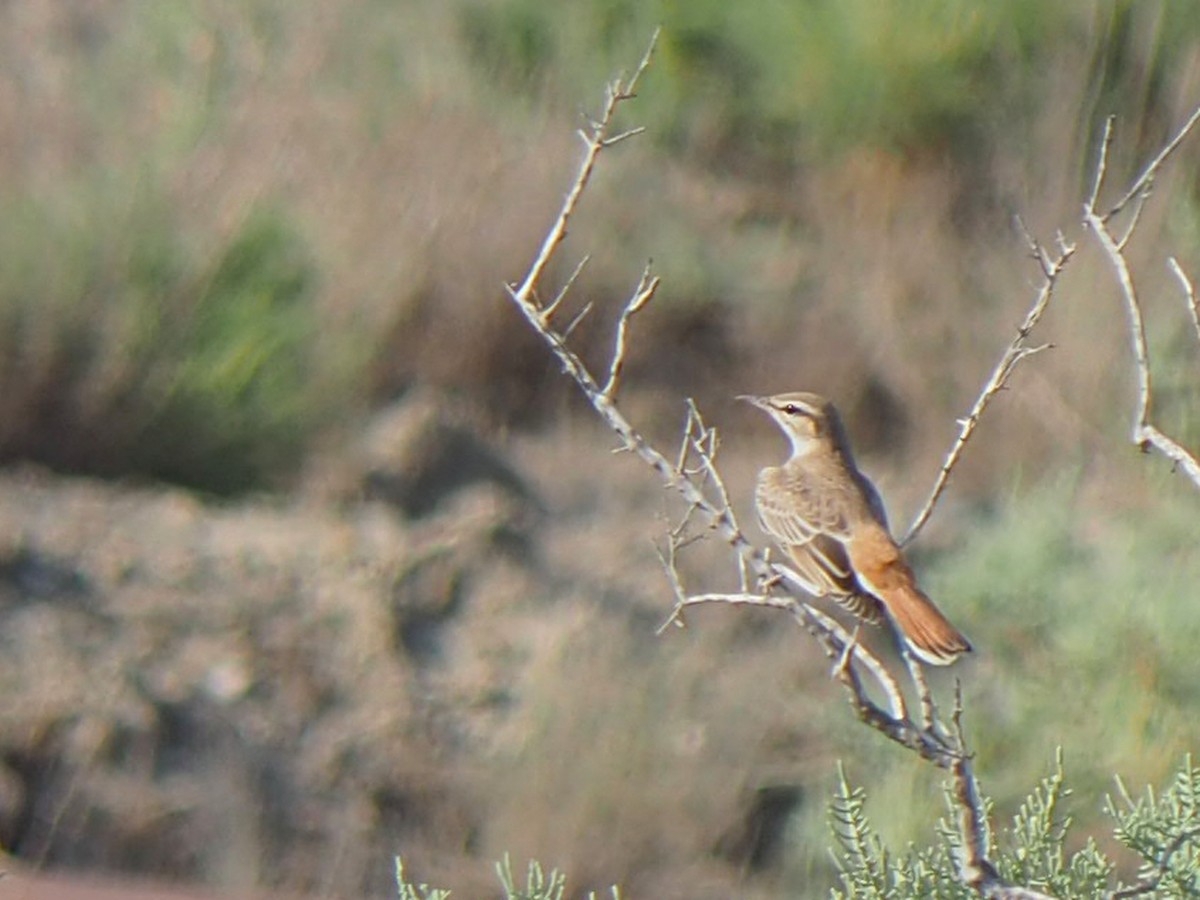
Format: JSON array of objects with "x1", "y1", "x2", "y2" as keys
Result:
[
  {"x1": 0, "y1": 172, "x2": 325, "y2": 493},
  {"x1": 1, "y1": 4, "x2": 1200, "y2": 891},
  {"x1": 1, "y1": 1, "x2": 1199, "y2": 491}
]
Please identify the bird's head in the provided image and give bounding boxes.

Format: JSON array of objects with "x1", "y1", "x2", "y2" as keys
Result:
[{"x1": 737, "y1": 391, "x2": 844, "y2": 459}]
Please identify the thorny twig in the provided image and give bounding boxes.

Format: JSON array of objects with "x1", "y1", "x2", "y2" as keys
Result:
[
  {"x1": 1083, "y1": 106, "x2": 1200, "y2": 490},
  {"x1": 1103, "y1": 103, "x2": 1200, "y2": 221},
  {"x1": 504, "y1": 33, "x2": 1200, "y2": 900},
  {"x1": 1169, "y1": 256, "x2": 1200, "y2": 345},
  {"x1": 903, "y1": 220, "x2": 1073, "y2": 547},
  {"x1": 502, "y1": 33, "x2": 1032, "y2": 897},
  {"x1": 510, "y1": 30, "x2": 659, "y2": 316},
  {"x1": 602, "y1": 264, "x2": 659, "y2": 402}
]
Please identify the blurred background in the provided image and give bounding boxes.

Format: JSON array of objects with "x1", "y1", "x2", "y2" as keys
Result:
[{"x1": 0, "y1": 1, "x2": 1199, "y2": 897}]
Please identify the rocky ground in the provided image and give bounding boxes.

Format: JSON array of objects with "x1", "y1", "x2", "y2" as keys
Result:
[{"x1": 0, "y1": 389, "x2": 842, "y2": 899}]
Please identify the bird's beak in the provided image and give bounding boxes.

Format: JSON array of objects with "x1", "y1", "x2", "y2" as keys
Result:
[{"x1": 736, "y1": 394, "x2": 767, "y2": 410}]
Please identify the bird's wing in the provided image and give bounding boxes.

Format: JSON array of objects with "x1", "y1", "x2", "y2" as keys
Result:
[
  {"x1": 755, "y1": 467, "x2": 865, "y2": 606},
  {"x1": 755, "y1": 466, "x2": 850, "y2": 541},
  {"x1": 854, "y1": 470, "x2": 891, "y2": 532}
]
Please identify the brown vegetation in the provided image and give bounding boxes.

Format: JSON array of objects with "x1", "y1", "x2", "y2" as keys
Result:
[{"x1": 2, "y1": 2, "x2": 1200, "y2": 898}]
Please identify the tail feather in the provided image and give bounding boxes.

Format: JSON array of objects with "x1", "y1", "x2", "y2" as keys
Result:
[
  {"x1": 881, "y1": 582, "x2": 972, "y2": 666},
  {"x1": 848, "y1": 525, "x2": 972, "y2": 666}
]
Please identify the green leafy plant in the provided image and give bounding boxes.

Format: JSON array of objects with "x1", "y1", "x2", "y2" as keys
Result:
[
  {"x1": 829, "y1": 753, "x2": 1200, "y2": 899},
  {"x1": 128, "y1": 207, "x2": 324, "y2": 493},
  {"x1": 0, "y1": 178, "x2": 329, "y2": 494},
  {"x1": 1107, "y1": 756, "x2": 1200, "y2": 897},
  {"x1": 395, "y1": 857, "x2": 452, "y2": 900},
  {"x1": 394, "y1": 854, "x2": 620, "y2": 900}
]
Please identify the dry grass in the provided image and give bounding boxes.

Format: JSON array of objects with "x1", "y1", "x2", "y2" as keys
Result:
[{"x1": 2, "y1": 2, "x2": 1199, "y2": 479}]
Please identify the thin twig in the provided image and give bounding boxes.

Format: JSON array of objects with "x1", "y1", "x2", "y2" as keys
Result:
[
  {"x1": 543, "y1": 254, "x2": 591, "y2": 322},
  {"x1": 1114, "y1": 190, "x2": 1150, "y2": 251},
  {"x1": 1085, "y1": 116, "x2": 1115, "y2": 215},
  {"x1": 903, "y1": 224, "x2": 1073, "y2": 546},
  {"x1": 1084, "y1": 110, "x2": 1200, "y2": 489},
  {"x1": 561, "y1": 300, "x2": 595, "y2": 340},
  {"x1": 602, "y1": 265, "x2": 660, "y2": 401},
  {"x1": 1168, "y1": 257, "x2": 1200, "y2": 344},
  {"x1": 602, "y1": 125, "x2": 646, "y2": 147},
  {"x1": 683, "y1": 400, "x2": 750, "y2": 591},
  {"x1": 1106, "y1": 103, "x2": 1200, "y2": 221},
  {"x1": 509, "y1": 29, "x2": 660, "y2": 316}
]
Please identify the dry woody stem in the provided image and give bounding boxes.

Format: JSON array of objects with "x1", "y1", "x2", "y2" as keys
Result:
[
  {"x1": 1083, "y1": 106, "x2": 1200, "y2": 490},
  {"x1": 903, "y1": 222, "x2": 1073, "y2": 547},
  {"x1": 504, "y1": 34, "x2": 1200, "y2": 900}
]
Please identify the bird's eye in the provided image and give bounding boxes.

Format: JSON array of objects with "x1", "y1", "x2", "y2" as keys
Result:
[{"x1": 783, "y1": 404, "x2": 800, "y2": 415}]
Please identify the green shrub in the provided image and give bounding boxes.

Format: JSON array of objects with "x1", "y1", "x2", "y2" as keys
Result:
[
  {"x1": 394, "y1": 854, "x2": 620, "y2": 900},
  {"x1": 455, "y1": 2, "x2": 1050, "y2": 165},
  {"x1": 0, "y1": 175, "x2": 327, "y2": 494},
  {"x1": 779, "y1": 475, "x2": 1200, "y2": 893},
  {"x1": 126, "y1": 207, "x2": 323, "y2": 493},
  {"x1": 830, "y1": 753, "x2": 1200, "y2": 898}
]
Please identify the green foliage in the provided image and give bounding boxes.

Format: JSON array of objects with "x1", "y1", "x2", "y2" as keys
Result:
[
  {"x1": 830, "y1": 753, "x2": 1200, "y2": 898},
  {"x1": 395, "y1": 857, "x2": 452, "y2": 900},
  {"x1": 828, "y1": 762, "x2": 897, "y2": 896},
  {"x1": 0, "y1": 173, "x2": 328, "y2": 494},
  {"x1": 453, "y1": 1, "x2": 1200, "y2": 169},
  {"x1": 129, "y1": 207, "x2": 323, "y2": 494},
  {"x1": 1107, "y1": 755, "x2": 1200, "y2": 897},
  {"x1": 393, "y1": 854, "x2": 620, "y2": 900},
  {"x1": 784, "y1": 477, "x2": 1200, "y2": 893},
  {"x1": 495, "y1": 854, "x2": 567, "y2": 900}
]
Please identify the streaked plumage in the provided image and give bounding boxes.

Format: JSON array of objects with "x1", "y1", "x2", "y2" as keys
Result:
[{"x1": 741, "y1": 391, "x2": 971, "y2": 666}]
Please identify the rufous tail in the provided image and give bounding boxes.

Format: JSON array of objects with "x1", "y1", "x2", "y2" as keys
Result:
[{"x1": 848, "y1": 527, "x2": 972, "y2": 666}]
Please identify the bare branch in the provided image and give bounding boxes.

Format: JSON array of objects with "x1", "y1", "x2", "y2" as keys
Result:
[
  {"x1": 902, "y1": 641, "x2": 937, "y2": 734},
  {"x1": 1114, "y1": 190, "x2": 1149, "y2": 251},
  {"x1": 1084, "y1": 112, "x2": 1200, "y2": 489},
  {"x1": 903, "y1": 224, "x2": 1073, "y2": 546},
  {"x1": 1132, "y1": 424, "x2": 1200, "y2": 485},
  {"x1": 543, "y1": 254, "x2": 590, "y2": 322},
  {"x1": 1106, "y1": 103, "x2": 1200, "y2": 221},
  {"x1": 562, "y1": 300, "x2": 595, "y2": 340},
  {"x1": 940, "y1": 690, "x2": 1056, "y2": 900},
  {"x1": 953, "y1": 751, "x2": 999, "y2": 893},
  {"x1": 509, "y1": 29, "x2": 660, "y2": 317},
  {"x1": 1169, "y1": 256, "x2": 1200, "y2": 344},
  {"x1": 602, "y1": 265, "x2": 660, "y2": 401},
  {"x1": 1085, "y1": 116, "x2": 1115, "y2": 214},
  {"x1": 806, "y1": 606, "x2": 906, "y2": 720},
  {"x1": 959, "y1": 773, "x2": 1060, "y2": 898},
  {"x1": 602, "y1": 125, "x2": 647, "y2": 147},
  {"x1": 503, "y1": 32, "x2": 1049, "y2": 898}
]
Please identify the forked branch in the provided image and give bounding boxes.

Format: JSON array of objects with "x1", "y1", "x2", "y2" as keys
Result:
[
  {"x1": 903, "y1": 222, "x2": 1073, "y2": 546},
  {"x1": 1084, "y1": 106, "x2": 1200, "y2": 490},
  {"x1": 503, "y1": 34, "x2": 1027, "y2": 897}
]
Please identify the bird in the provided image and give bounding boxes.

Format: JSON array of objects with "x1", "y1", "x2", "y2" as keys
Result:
[{"x1": 739, "y1": 391, "x2": 972, "y2": 666}]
